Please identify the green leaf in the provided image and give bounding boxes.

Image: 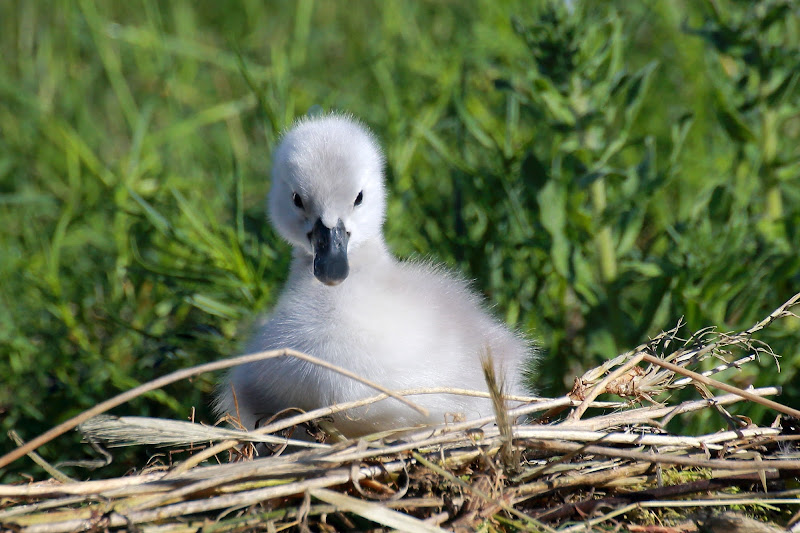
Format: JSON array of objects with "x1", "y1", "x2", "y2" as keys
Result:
[
  {"x1": 711, "y1": 87, "x2": 756, "y2": 143},
  {"x1": 185, "y1": 293, "x2": 241, "y2": 319},
  {"x1": 622, "y1": 260, "x2": 664, "y2": 278},
  {"x1": 537, "y1": 180, "x2": 570, "y2": 277},
  {"x1": 128, "y1": 188, "x2": 173, "y2": 235},
  {"x1": 623, "y1": 61, "x2": 658, "y2": 125},
  {"x1": 533, "y1": 78, "x2": 576, "y2": 126}
]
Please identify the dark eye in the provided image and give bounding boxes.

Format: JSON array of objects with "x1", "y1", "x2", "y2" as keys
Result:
[
  {"x1": 354, "y1": 191, "x2": 363, "y2": 206},
  {"x1": 292, "y1": 192, "x2": 304, "y2": 210}
]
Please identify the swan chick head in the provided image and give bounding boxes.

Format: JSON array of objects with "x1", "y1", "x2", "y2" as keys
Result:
[{"x1": 269, "y1": 114, "x2": 387, "y2": 285}]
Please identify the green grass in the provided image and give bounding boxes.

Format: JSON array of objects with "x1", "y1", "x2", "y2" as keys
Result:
[{"x1": 1, "y1": 0, "x2": 799, "y2": 479}]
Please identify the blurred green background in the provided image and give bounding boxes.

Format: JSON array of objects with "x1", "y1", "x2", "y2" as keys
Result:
[{"x1": 1, "y1": 0, "x2": 799, "y2": 479}]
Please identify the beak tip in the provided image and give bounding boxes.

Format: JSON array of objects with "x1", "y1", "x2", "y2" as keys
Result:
[
  {"x1": 311, "y1": 218, "x2": 350, "y2": 286},
  {"x1": 313, "y1": 261, "x2": 350, "y2": 285},
  {"x1": 319, "y1": 277, "x2": 346, "y2": 286}
]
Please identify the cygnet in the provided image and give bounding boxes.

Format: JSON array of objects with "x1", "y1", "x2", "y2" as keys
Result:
[{"x1": 216, "y1": 113, "x2": 534, "y2": 437}]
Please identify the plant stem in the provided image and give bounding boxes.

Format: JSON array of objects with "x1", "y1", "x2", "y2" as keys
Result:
[{"x1": 591, "y1": 178, "x2": 617, "y2": 283}]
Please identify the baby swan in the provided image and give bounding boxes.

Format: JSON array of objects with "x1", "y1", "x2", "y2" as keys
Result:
[{"x1": 216, "y1": 113, "x2": 533, "y2": 437}]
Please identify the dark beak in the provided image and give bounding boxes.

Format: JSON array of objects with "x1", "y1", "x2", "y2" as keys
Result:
[{"x1": 310, "y1": 218, "x2": 349, "y2": 285}]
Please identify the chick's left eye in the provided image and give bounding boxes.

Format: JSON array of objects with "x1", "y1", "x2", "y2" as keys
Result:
[{"x1": 354, "y1": 191, "x2": 363, "y2": 206}]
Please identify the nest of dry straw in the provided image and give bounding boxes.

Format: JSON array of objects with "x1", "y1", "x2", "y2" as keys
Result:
[{"x1": 2, "y1": 295, "x2": 800, "y2": 532}]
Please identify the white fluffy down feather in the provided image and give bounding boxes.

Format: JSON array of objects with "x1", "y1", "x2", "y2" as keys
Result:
[{"x1": 215, "y1": 113, "x2": 535, "y2": 436}]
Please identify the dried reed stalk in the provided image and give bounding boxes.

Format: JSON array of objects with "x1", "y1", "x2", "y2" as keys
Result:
[{"x1": 2, "y1": 292, "x2": 799, "y2": 532}]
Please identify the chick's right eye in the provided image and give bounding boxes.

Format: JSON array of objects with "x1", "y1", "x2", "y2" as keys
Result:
[{"x1": 292, "y1": 192, "x2": 304, "y2": 209}]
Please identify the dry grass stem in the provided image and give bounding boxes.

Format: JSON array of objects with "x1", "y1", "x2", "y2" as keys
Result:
[
  {"x1": 3, "y1": 292, "x2": 799, "y2": 531},
  {"x1": 0, "y1": 348, "x2": 428, "y2": 470}
]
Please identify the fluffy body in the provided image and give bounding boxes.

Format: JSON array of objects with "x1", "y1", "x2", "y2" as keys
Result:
[{"x1": 215, "y1": 114, "x2": 534, "y2": 436}]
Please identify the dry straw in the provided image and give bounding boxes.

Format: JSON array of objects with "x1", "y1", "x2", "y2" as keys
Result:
[{"x1": 2, "y1": 294, "x2": 800, "y2": 531}]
